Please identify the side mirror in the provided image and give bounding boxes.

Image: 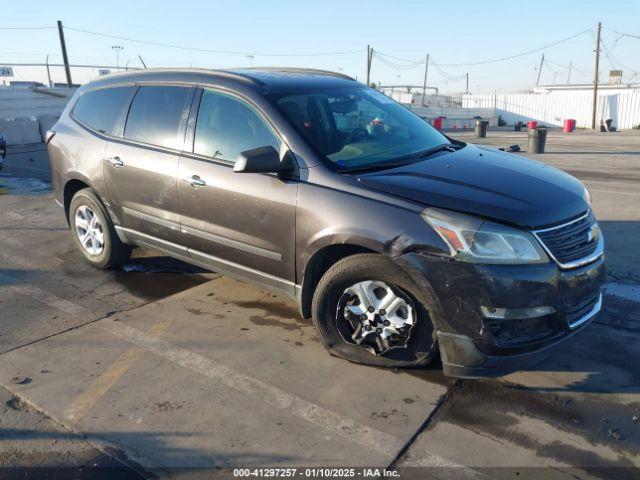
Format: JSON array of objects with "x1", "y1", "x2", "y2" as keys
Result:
[
  {"x1": 0, "y1": 134, "x2": 6, "y2": 160},
  {"x1": 233, "y1": 146, "x2": 294, "y2": 174}
]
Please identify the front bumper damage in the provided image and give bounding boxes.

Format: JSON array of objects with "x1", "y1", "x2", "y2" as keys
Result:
[{"x1": 395, "y1": 252, "x2": 606, "y2": 378}]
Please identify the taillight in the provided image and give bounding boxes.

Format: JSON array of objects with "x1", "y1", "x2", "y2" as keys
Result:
[{"x1": 45, "y1": 130, "x2": 56, "y2": 145}]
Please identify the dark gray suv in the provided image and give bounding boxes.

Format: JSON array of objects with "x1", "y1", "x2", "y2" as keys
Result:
[{"x1": 48, "y1": 68, "x2": 605, "y2": 377}]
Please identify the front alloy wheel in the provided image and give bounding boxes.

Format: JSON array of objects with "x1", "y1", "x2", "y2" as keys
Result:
[
  {"x1": 311, "y1": 253, "x2": 438, "y2": 368},
  {"x1": 339, "y1": 280, "x2": 416, "y2": 355}
]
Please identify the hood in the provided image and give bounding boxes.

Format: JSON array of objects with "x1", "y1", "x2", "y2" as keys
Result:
[{"x1": 358, "y1": 144, "x2": 589, "y2": 229}]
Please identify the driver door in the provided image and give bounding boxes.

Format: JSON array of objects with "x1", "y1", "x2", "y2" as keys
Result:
[{"x1": 177, "y1": 88, "x2": 298, "y2": 294}]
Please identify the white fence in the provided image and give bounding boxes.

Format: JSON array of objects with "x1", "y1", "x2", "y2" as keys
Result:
[{"x1": 462, "y1": 90, "x2": 640, "y2": 129}]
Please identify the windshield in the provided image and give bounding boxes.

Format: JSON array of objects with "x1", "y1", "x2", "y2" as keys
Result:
[{"x1": 269, "y1": 86, "x2": 452, "y2": 171}]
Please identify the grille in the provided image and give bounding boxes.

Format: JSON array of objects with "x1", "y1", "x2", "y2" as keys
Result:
[
  {"x1": 566, "y1": 293, "x2": 600, "y2": 328},
  {"x1": 534, "y1": 211, "x2": 600, "y2": 266}
]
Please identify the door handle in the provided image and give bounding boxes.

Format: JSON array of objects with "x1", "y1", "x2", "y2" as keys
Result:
[
  {"x1": 106, "y1": 156, "x2": 124, "y2": 168},
  {"x1": 185, "y1": 175, "x2": 206, "y2": 188}
]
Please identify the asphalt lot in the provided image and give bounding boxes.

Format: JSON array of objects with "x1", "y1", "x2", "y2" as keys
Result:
[{"x1": 1, "y1": 130, "x2": 639, "y2": 479}]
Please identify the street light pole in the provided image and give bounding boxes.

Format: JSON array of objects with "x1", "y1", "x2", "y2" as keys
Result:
[{"x1": 111, "y1": 45, "x2": 124, "y2": 70}]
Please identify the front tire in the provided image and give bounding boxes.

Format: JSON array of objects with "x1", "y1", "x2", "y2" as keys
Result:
[
  {"x1": 311, "y1": 254, "x2": 438, "y2": 368},
  {"x1": 69, "y1": 189, "x2": 132, "y2": 269}
]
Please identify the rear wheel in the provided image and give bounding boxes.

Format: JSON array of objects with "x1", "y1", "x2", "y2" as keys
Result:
[
  {"x1": 311, "y1": 254, "x2": 438, "y2": 368},
  {"x1": 69, "y1": 189, "x2": 132, "y2": 269}
]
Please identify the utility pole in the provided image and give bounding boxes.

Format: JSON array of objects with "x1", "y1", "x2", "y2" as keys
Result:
[
  {"x1": 567, "y1": 61, "x2": 573, "y2": 84},
  {"x1": 366, "y1": 45, "x2": 373, "y2": 86},
  {"x1": 421, "y1": 54, "x2": 429, "y2": 106},
  {"x1": 45, "y1": 54, "x2": 52, "y2": 88},
  {"x1": 57, "y1": 20, "x2": 72, "y2": 88},
  {"x1": 591, "y1": 21, "x2": 602, "y2": 130},
  {"x1": 535, "y1": 53, "x2": 545, "y2": 87},
  {"x1": 465, "y1": 73, "x2": 469, "y2": 94}
]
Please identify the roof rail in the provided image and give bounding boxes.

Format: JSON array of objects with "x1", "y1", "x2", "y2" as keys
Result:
[
  {"x1": 97, "y1": 67, "x2": 266, "y2": 86},
  {"x1": 229, "y1": 67, "x2": 355, "y2": 81}
]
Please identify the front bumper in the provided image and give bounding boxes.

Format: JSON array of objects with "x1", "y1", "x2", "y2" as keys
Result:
[
  {"x1": 437, "y1": 292, "x2": 602, "y2": 378},
  {"x1": 397, "y1": 252, "x2": 606, "y2": 378}
]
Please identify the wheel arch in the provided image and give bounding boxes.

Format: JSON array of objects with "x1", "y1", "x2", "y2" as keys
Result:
[
  {"x1": 299, "y1": 243, "x2": 379, "y2": 319},
  {"x1": 63, "y1": 177, "x2": 92, "y2": 224}
]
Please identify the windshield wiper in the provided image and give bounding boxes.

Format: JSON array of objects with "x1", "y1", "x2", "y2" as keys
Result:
[
  {"x1": 417, "y1": 143, "x2": 463, "y2": 159},
  {"x1": 337, "y1": 143, "x2": 464, "y2": 174},
  {"x1": 337, "y1": 160, "x2": 414, "y2": 174}
]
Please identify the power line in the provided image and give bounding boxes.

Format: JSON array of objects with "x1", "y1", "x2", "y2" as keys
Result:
[
  {"x1": 374, "y1": 54, "x2": 424, "y2": 70},
  {"x1": 601, "y1": 37, "x2": 639, "y2": 74},
  {"x1": 373, "y1": 51, "x2": 425, "y2": 65},
  {"x1": 436, "y1": 29, "x2": 592, "y2": 67},
  {"x1": 370, "y1": 29, "x2": 592, "y2": 75},
  {"x1": 611, "y1": 30, "x2": 640, "y2": 40},
  {"x1": 0, "y1": 26, "x2": 56, "y2": 30},
  {"x1": 430, "y1": 60, "x2": 467, "y2": 82},
  {"x1": 64, "y1": 26, "x2": 363, "y2": 57}
]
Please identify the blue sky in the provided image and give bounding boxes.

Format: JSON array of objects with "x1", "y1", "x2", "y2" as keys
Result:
[{"x1": 4, "y1": 0, "x2": 640, "y2": 92}]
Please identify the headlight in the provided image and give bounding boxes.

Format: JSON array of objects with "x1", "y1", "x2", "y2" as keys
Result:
[
  {"x1": 421, "y1": 208, "x2": 549, "y2": 264},
  {"x1": 581, "y1": 182, "x2": 592, "y2": 205}
]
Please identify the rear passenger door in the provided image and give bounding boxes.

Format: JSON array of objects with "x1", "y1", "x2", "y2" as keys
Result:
[
  {"x1": 103, "y1": 85, "x2": 194, "y2": 247},
  {"x1": 177, "y1": 88, "x2": 297, "y2": 294}
]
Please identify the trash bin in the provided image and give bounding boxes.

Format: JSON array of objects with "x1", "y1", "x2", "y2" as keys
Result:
[
  {"x1": 527, "y1": 121, "x2": 538, "y2": 130},
  {"x1": 475, "y1": 120, "x2": 488, "y2": 138},
  {"x1": 605, "y1": 119, "x2": 613, "y2": 132},
  {"x1": 514, "y1": 121, "x2": 523, "y2": 132},
  {"x1": 528, "y1": 127, "x2": 548, "y2": 154},
  {"x1": 563, "y1": 119, "x2": 573, "y2": 133}
]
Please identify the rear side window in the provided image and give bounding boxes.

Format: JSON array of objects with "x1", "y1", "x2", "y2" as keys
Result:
[
  {"x1": 194, "y1": 89, "x2": 280, "y2": 161},
  {"x1": 124, "y1": 86, "x2": 191, "y2": 150},
  {"x1": 72, "y1": 86, "x2": 134, "y2": 135}
]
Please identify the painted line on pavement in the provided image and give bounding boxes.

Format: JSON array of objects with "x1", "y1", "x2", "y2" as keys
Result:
[
  {"x1": 64, "y1": 318, "x2": 174, "y2": 422},
  {"x1": 102, "y1": 318, "x2": 479, "y2": 477},
  {"x1": 0, "y1": 272, "x2": 87, "y2": 315}
]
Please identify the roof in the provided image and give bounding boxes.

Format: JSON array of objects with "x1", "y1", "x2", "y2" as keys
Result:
[{"x1": 84, "y1": 67, "x2": 357, "y2": 92}]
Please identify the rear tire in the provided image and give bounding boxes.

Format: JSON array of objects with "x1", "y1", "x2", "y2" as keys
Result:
[
  {"x1": 69, "y1": 189, "x2": 132, "y2": 269},
  {"x1": 311, "y1": 253, "x2": 438, "y2": 368}
]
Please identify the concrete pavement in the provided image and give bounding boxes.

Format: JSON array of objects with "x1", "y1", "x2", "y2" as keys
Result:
[{"x1": 1, "y1": 130, "x2": 639, "y2": 479}]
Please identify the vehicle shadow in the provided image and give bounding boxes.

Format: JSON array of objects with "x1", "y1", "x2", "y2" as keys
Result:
[{"x1": 0, "y1": 427, "x2": 298, "y2": 476}]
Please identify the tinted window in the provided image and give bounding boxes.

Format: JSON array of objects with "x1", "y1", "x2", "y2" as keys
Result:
[
  {"x1": 124, "y1": 86, "x2": 191, "y2": 149},
  {"x1": 72, "y1": 86, "x2": 134, "y2": 134},
  {"x1": 194, "y1": 89, "x2": 280, "y2": 161}
]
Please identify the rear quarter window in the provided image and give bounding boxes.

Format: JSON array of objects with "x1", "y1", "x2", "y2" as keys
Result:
[{"x1": 72, "y1": 86, "x2": 135, "y2": 135}]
